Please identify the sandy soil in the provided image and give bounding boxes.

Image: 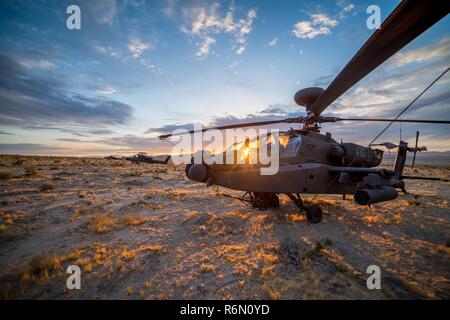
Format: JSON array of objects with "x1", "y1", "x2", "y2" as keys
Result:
[{"x1": 0, "y1": 155, "x2": 449, "y2": 299}]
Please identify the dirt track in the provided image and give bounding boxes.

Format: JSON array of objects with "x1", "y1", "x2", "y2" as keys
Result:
[{"x1": 0, "y1": 155, "x2": 449, "y2": 299}]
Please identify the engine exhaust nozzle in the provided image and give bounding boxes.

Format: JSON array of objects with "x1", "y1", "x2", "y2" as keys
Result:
[
  {"x1": 354, "y1": 186, "x2": 398, "y2": 205},
  {"x1": 188, "y1": 164, "x2": 208, "y2": 182}
]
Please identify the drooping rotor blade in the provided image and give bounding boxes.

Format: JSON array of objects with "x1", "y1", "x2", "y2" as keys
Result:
[
  {"x1": 158, "y1": 118, "x2": 302, "y2": 139},
  {"x1": 309, "y1": 0, "x2": 448, "y2": 116},
  {"x1": 370, "y1": 142, "x2": 398, "y2": 150},
  {"x1": 411, "y1": 130, "x2": 419, "y2": 169},
  {"x1": 337, "y1": 118, "x2": 450, "y2": 124}
]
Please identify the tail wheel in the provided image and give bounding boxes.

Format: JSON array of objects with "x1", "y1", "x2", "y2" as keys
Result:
[{"x1": 306, "y1": 205, "x2": 323, "y2": 224}]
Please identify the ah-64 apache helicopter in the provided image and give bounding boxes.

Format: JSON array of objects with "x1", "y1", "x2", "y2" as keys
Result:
[{"x1": 159, "y1": 0, "x2": 450, "y2": 223}]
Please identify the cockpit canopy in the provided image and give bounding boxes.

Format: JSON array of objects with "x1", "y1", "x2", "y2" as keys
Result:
[{"x1": 225, "y1": 133, "x2": 303, "y2": 161}]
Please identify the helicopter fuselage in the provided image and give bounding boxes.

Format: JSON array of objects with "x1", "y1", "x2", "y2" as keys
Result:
[{"x1": 185, "y1": 130, "x2": 403, "y2": 205}]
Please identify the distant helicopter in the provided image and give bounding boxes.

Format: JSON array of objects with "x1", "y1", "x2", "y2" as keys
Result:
[
  {"x1": 125, "y1": 152, "x2": 171, "y2": 164},
  {"x1": 159, "y1": 0, "x2": 450, "y2": 223},
  {"x1": 104, "y1": 155, "x2": 125, "y2": 160}
]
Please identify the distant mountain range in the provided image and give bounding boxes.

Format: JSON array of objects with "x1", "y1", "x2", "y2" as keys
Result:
[{"x1": 382, "y1": 151, "x2": 450, "y2": 166}]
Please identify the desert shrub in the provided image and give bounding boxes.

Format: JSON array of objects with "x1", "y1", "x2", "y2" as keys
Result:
[
  {"x1": 200, "y1": 263, "x2": 216, "y2": 273},
  {"x1": 122, "y1": 213, "x2": 146, "y2": 226},
  {"x1": 13, "y1": 159, "x2": 25, "y2": 165},
  {"x1": 90, "y1": 215, "x2": 118, "y2": 233},
  {"x1": 39, "y1": 183, "x2": 54, "y2": 192},
  {"x1": 122, "y1": 171, "x2": 142, "y2": 177},
  {"x1": 0, "y1": 169, "x2": 16, "y2": 180},
  {"x1": 24, "y1": 165, "x2": 37, "y2": 176},
  {"x1": 121, "y1": 249, "x2": 136, "y2": 261}
]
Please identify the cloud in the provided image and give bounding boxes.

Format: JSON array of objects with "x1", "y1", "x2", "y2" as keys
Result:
[
  {"x1": 391, "y1": 36, "x2": 450, "y2": 67},
  {"x1": 292, "y1": 1, "x2": 356, "y2": 40},
  {"x1": 336, "y1": 0, "x2": 356, "y2": 18},
  {"x1": 268, "y1": 37, "x2": 278, "y2": 47},
  {"x1": 328, "y1": 55, "x2": 450, "y2": 119},
  {"x1": 147, "y1": 39, "x2": 450, "y2": 151},
  {"x1": 196, "y1": 35, "x2": 216, "y2": 58},
  {"x1": 180, "y1": 3, "x2": 257, "y2": 59},
  {"x1": 138, "y1": 58, "x2": 157, "y2": 72},
  {"x1": 128, "y1": 38, "x2": 152, "y2": 58},
  {"x1": 163, "y1": 0, "x2": 178, "y2": 16},
  {"x1": 293, "y1": 13, "x2": 338, "y2": 39},
  {"x1": 233, "y1": 9, "x2": 257, "y2": 55},
  {"x1": 0, "y1": 132, "x2": 174, "y2": 156},
  {"x1": 147, "y1": 104, "x2": 302, "y2": 135},
  {"x1": 342, "y1": 4, "x2": 355, "y2": 12},
  {"x1": 92, "y1": 42, "x2": 122, "y2": 59},
  {"x1": 86, "y1": 0, "x2": 118, "y2": 26},
  {"x1": 19, "y1": 59, "x2": 56, "y2": 70},
  {"x1": 312, "y1": 74, "x2": 335, "y2": 87},
  {"x1": 95, "y1": 85, "x2": 118, "y2": 95},
  {"x1": 0, "y1": 53, "x2": 133, "y2": 130},
  {"x1": 0, "y1": 143, "x2": 67, "y2": 155},
  {"x1": 89, "y1": 129, "x2": 114, "y2": 135}
]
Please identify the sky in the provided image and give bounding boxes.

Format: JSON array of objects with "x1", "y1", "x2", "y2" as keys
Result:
[{"x1": 0, "y1": 0, "x2": 449, "y2": 156}]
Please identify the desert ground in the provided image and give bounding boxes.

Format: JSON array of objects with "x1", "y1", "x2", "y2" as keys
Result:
[{"x1": 0, "y1": 155, "x2": 449, "y2": 299}]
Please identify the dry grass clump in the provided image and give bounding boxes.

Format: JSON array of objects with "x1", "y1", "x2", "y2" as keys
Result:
[
  {"x1": 72, "y1": 206, "x2": 92, "y2": 219},
  {"x1": 408, "y1": 195, "x2": 422, "y2": 206},
  {"x1": 289, "y1": 212, "x2": 306, "y2": 222},
  {"x1": 0, "y1": 210, "x2": 26, "y2": 225},
  {"x1": 90, "y1": 215, "x2": 119, "y2": 233},
  {"x1": 24, "y1": 165, "x2": 37, "y2": 176},
  {"x1": 88, "y1": 213, "x2": 146, "y2": 233},
  {"x1": 74, "y1": 258, "x2": 94, "y2": 273},
  {"x1": 12, "y1": 158, "x2": 25, "y2": 165},
  {"x1": 261, "y1": 283, "x2": 281, "y2": 300},
  {"x1": 39, "y1": 183, "x2": 54, "y2": 192},
  {"x1": 19, "y1": 253, "x2": 59, "y2": 287},
  {"x1": 130, "y1": 199, "x2": 162, "y2": 210},
  {"x1": 93, "y1": 244, "x2": 110, "y2": 265},
  {"x1": 122, "y1": 171, "x2": 142, "y2": 177},
  {"x1": 121, "y1": 249, "x2": 137, "y2": 261},
  {"x1": 0, "y1": 169, "x2": 17, "y2": 180},
  {"x1": 19, "y1": 248, "x2": 86, "y2": 291},
  {"x1": 304, "y1": 239, "x2": 333, "y2": 259},
  {"x1": 200, "y1": 263, "x2": 216, "y2": 273},
  {"x1": 121, "y1": 213, "x2": 146, "y2": 226},
  {"x1": 138, "y1": 244, "x2": 163, "y2": 253}
]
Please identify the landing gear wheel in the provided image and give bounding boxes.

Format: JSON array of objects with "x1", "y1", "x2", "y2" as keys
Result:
[
  {"x1": 185, "y1": 164, "x2": 192, "y2": 177},
  {"x1": 251, "y1": 192, "x2": 280, "y2": 209},
  {"x1": 306, "y1": 205, "x2": 322, "y2": 224}
]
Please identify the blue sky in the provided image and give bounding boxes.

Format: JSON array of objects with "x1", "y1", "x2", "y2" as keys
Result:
[{"x1": 0, "y1": 0, "x2": 449, "y2": 155}]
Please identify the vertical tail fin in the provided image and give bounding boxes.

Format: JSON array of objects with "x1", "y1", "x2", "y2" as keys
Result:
[
  {"x1": 393, "y1": 141, "x2": 408, "y2": 178},
  {"x1": 411, "y1": 131, "x2": 419, "y2": 169}
]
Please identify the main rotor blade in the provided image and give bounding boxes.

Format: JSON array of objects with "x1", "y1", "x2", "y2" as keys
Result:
[
  {"x1": 309, "y1": 0, "x2": 447, "y2": 116},
  {"x1": 337, "y1": 118, "x2": 450, "y2": 124},
  {"x1": 158, "y1": 118, "x2": 292, "y2": 139}
]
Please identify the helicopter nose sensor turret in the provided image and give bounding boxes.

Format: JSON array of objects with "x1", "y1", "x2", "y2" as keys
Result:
[{"x1": 294, "y1": 87, "x2": 324, "y2": 111}]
